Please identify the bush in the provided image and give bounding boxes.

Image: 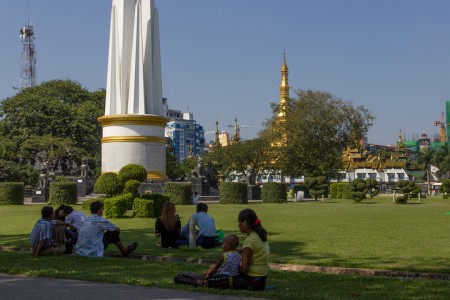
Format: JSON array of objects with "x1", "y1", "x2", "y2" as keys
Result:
[
  {"x1": 342, "y1": 183, "x2": 353, "y2": 200},
  {"x1": 94, "y1": 172, "x2": 124, "y2": 196},
  {"x1": 330, "y1": 183, "x2": 338, "y2": 199},
  {"x1": 0, "y1": 182, "x2": 24, "y2": 205},
  {"x1": 261, "y1": 182, "x2": 287, "y2": 203},
  {"x1": 140, "y1": 193, "x2": 170, "y2": 217},
  {"x1": 49, "y1": 182, "x2": 77, "y2": 205},
  {"x1": 118, "y1": 164, "x2": 147, "y2": 184},
  {"x1": 337, "y1": 183, "x2": 348, "y2": 199},
  {"x1": 123, "y1": 179, "x2": 141, "y2": 209},
  {"x1": 133, "y1": 197, "x2": 154, "y2": 218},
  {"x1": 395, "y1": 194, "x2": 408, "y2": 204},
  {"x1": 164, "y1": 182, "x2": 192, "y2": 205},
  {"x1": 219, "y1": 182, "x2": 248, "y2": 204},
  {"x1": 81, "y1": 197, "x2": 105, "y2": 211},
  {"x1": 349, "y1": 178, "x2": 368, "y2": 203},
  {"x1": 103, "y1": 193, "x2": 132, "y2": 218}
]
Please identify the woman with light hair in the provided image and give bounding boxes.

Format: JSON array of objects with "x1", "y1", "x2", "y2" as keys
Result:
[{"x1": 155, "y1": 201, "x2": 181, "y2": 248}]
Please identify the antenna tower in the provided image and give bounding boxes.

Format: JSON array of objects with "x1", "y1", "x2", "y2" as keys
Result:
[{"x1": 19, "y1": 18, "x2": 36, "y2": 89}]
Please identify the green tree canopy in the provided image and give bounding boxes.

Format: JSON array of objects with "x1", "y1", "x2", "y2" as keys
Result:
[
  {"x1": 0, "y1": 80, "x2": 105, "y2": 175},
  {"x1": 263, "y1": 90, "x2": 375, "y2": 179}
]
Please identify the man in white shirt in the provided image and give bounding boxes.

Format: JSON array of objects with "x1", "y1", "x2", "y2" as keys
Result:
[{"x1": 75, "y1": 201, "x2": 137, "y2": 257}]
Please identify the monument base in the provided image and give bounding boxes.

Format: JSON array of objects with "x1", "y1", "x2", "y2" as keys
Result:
[
  {"x1": 188, "y1": 177, "x2": 210, "y2": 196},
  {"x1": 71, "y1": 178, "x2": 95, "y2": 197},
  {"x1": 247, "y1": 185, "x2": 261, "y2": 200},
  {"x1": 32, "y1": 189, "x2": 48, "y2": 203},
  {"x1": 138, "y1": 181, "x2": 165, "y2": 194},
  {"x1": 98, "y1": 115, "x2": 169, "y2": 181}
]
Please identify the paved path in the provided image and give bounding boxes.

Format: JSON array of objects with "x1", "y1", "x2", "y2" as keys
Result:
[{"x1": 0, "y1": 274, "x2": 264, "y2": 300}]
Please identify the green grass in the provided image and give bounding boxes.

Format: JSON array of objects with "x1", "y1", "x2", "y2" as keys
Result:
[
  {"x1": 0, "y1": 251, "x2": 449, "y2": 300},
  {"x1": 1, "y1": 197, "x2": 450, "y2": 299},
  {"x1": 2, "y1": 197, "x2": 449, "y2": 273}
]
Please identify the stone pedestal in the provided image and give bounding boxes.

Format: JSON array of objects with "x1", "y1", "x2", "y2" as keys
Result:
[
  {"x1": 247, "y1": 185, "x2": 261, "y2": 200},
  {"x1": 73, "y1": 178, "x2": 95, "y2": 197},
  {"x1": 188, "y1": 177, "x2": 210, "y2": 196},
  {"x1": 32, "y1": 189, "x2": 48, "y2": 203},
  {"x1": 138, "y1": 181, "x2": 165, "y2": 194}
]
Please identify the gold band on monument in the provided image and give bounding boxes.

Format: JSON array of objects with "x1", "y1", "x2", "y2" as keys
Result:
[
  {"x1": 101, "y1": 136, "x2": 166, "y2": 143},
  {"x1": 98, "y1": 114, "x2": 169, "y2": 127}
]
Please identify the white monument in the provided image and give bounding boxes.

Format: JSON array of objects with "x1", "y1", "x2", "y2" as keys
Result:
[{"x1": 98, "y1": 0, "x2": 168, "y2": 181}]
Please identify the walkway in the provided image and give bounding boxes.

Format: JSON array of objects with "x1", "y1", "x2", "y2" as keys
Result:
[{"x1": 0, "y1": 274, "x2": 264, "y2": 300}]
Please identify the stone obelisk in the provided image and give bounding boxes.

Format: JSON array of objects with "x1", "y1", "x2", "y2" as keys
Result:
[{"x1": 98, "y1": 0, "x2": 168, "y2": 181}]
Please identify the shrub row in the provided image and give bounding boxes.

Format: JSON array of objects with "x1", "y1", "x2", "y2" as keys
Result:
[
  {"x1": 261, "y1": 182, "x2": 287, "y2": 203},
  {"x1": 0, "y1": 182, "x2": 24, "y2": 205},
  {"x1": 219, "y1": 182, "x2": 248, "y2": 204},
  {"x1": 164, "y1": 182, "x2": 192, "y2": 205},
  {"x1": 49, "y1": 182, "x2": 77, "y2": 205}
]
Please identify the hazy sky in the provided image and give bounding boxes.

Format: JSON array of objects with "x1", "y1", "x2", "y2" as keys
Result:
[{"x1": 1, "y1": 0, "x2": 450, "y2": 145}]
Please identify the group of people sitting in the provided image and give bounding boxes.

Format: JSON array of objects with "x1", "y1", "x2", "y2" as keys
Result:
[
  {"x1": 30, "y1": 200, "x2": 270, "y2": 290},
  {"x1": 30, "y1": 201, "x2": 138, "y2": 258}
]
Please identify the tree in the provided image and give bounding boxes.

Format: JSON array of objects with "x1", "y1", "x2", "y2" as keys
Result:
[
  {"x1": 166, "y1": 149, "x2": 186, "y2": 180},
  {"x1": 263, "y1": 90, "x2": 375, "y2": 179},
  {"x1": 349, "y1": 178, "x2": 369, "y2": 202},
  {"x1": 366, "y1": 178, "x2": 379, "y2": 199},
  {"x1": 435, "y1": 143, "x2": 450, "y2": 180},
  {"x1": 205, "y1": 137, "x2": 271, "y2": 180},
  {"x1": 18, "y1": 135, "x2": 84, "y2": 174},
  {"x1": 304, "y1": 176, "x2": 328, "y2": 201},
  {"x1": 417, "y1": 147, "x2": 436, "y2": 195},
  {"x1": 0, "y1": 80, "x2": 104, "y2": 175}
]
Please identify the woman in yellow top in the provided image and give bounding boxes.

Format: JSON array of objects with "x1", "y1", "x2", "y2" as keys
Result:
[{"x1": 234, "y1": 208, "x2": 270, "y2": 290}]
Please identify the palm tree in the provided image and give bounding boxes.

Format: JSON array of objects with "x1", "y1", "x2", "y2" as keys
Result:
[
  {"x1": 417, "y1": 147, "x2": 436, "y2": 195},
  {"x1": 435, "y1": 143, "x2": 450, "y2": 180}
]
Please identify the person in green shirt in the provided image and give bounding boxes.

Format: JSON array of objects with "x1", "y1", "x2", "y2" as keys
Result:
[{"x1": 234, "y1": 208, "x2": 270, "y2": 290}]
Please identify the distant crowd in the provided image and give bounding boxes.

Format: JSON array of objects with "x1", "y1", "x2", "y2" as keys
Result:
[{"x1": 30, "y1": 199, "x2": 270, "y2": 290}]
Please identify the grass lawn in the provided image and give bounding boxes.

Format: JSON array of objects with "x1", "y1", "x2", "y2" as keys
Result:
[
  {"x1": 1, "y1": 196, "x2": 449, "y2": 273},
  {"x1": 1, "y1": 196, "x2": 449, "y2": 299}
]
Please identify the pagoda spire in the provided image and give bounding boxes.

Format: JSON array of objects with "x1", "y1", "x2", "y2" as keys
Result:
[
  {"x1": 213, "y1": 120, "x2": 221, "y2": 147},
  {"x1": 278, "y1": 50, "x2": 290, "y2": 121},
  {"x1": 232, "y1": 118, "x2": 241, "y2": 144}
]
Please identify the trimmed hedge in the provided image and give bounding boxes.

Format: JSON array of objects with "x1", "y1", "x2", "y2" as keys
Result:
[
  {"x1": 133, "y1": 197, "x2": 154, "y2": 218},
  {"x1": 219, "y1": 182, "x2": 248, "y2": 204},
  {"x1": 261, "y1": 182, "x2": 287, "y2": 203},
  {"x1": 94, "y1": 172, "x2": 124, "y2": 196},
  {"x1": 330, "y1": 183, "x2": 338, "y2": 199},
  {"x1": 342, "y1": 183, "x2": 353, "y2": 200},
  {"x1": 140, "y1": 193, "x2": 170, "y2": 217},
  {"x1": 81, "y1": 197, "x2": 105, "y2": 211},
  {"x1": 0, "y1": 182, "x2": 24, "y2": 205},
  {"x1": 103, "y1": 193, "x2": 133, "y2": 218},
  {"x1": 164, "y1": 182, "x2": 192, "y2": 205},
  {"x1": 337, "y1": 183, "x2": 348, "y2": 199},
  {"x1": 118, "y1": 164, "x2": 147, "y2": 184},
  {"x1": 49, "y1": 182, "x2": 77, "y2": 204}
]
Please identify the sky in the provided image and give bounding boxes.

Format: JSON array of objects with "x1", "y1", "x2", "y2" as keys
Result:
[{"x1": 1, "y1": 0, "x2": 450, "y2": 145}]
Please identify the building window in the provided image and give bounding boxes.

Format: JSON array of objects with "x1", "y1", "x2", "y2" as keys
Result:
[
  {"x1": 398, "y1": 174, "x2": 404, "y2": 180},
  {"x1": 387, "y1": 173, "x2": 395, "y2": 179}
]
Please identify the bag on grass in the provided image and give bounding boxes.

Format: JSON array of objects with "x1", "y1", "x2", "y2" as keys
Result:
[{"x1": 173, "y1": 271, "x2": 205, "y2": 287}]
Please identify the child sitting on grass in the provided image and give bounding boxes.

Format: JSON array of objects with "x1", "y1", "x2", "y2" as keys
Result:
[{"x1": 204, "y1": 234, "x2": 241, "y2": 288}]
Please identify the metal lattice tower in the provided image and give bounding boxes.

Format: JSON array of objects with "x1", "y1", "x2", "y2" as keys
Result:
[{"x1": 19, "y1": 20, "x2": 36, "y2": 89}]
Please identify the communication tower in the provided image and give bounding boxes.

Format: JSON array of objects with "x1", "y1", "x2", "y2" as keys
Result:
[{"x1": 19, "y1": 20, "x2": 36, "y2": 89}]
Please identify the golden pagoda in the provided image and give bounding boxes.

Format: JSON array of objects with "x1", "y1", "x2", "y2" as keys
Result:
[{"x1": 231, "y1": 118, "x2": 241, "y2": 144}]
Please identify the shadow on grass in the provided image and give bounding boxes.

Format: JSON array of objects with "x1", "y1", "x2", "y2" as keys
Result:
[{"x1": 0, "y1": 234, "x2": 30, "y2": 248}]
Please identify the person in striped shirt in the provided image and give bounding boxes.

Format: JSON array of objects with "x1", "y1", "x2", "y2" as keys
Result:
[{"x1": 30, "y1": 206, "x2": 64, "y2": 256}]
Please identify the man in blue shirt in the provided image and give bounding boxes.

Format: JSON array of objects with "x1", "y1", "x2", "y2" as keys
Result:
[
  {"x1": 30, "y1": 206, "x2": 63, "y2": 256},
  {"x1": 178, "y1": 203, "x2": 217, "y2": 248},
  {"x1": 75, "y1": 201, "x2": 137, "y2": 257}
]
